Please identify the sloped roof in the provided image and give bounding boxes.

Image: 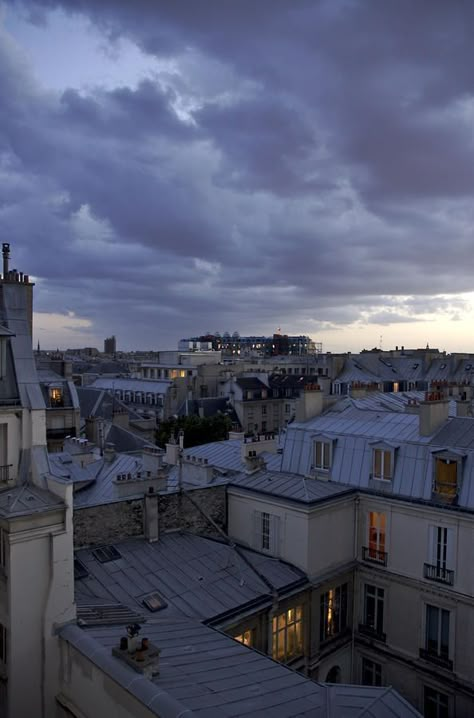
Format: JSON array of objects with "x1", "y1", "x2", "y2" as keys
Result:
[{"x1": 74, "y1": 533, "x2": 307, "y2": 622}]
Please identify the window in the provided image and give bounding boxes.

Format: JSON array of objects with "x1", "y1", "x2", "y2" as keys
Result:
[
  {"x1": 0, "y1": 624, "x2": 6, "y2": 664},
  {"x1": 314, "y1": 440, "x2": 331, "y2": 471},
  {"x1": 423, "y1": 604, "x2": 451, "y2": 667},
  {"x1": 285, "y1": 403, "x2": 291, "y2": 414},
  {"x1": 362, "y1": 585, "x2": 385, "y2": 639},
  {"x1": 434, "y1": 458, "x2": 458, "y2": 499},
  {"x1": 235, "y1": 629, "x2": 254, "y2": 647},
  {"x1": 424, "y1": 686, "x2": 449, "y2": 718},
  {"x1": 425, "y1": 526, "x2": 454, "y2": 585},
  {"x1": 261, "y1": 405, "x2": 267, "y2": 415},
  {"x1": 361, "y1": 657, "x2": 382, "y2": 686},
  {"x1": 272, "y1": 606, "x2": 303, "y2": 662},
  {"x1": 320, "y1": 583, "x2": 348, "y2": 642},
  {"x1": 254, "y1": 511, "x2": 279, "y2": 554},
  {"x1": 49, "y1": 387, "x2": 64, "y2": 408},
  {"x1": 373, "y1": 449, "x2": 391, "y2": 481},
  {"x1": 363, "y1": 512, "x2": 387, "y2": 564}
]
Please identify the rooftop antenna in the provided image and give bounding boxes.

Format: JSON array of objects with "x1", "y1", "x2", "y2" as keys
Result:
[{"x1": 379, "y1": 335, "x2": 383, "y2": 351}]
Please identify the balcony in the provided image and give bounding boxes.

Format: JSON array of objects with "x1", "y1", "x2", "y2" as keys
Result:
[
  {"x1": 419, "y1": 648, "x2": 453, "y2": 671},
  {"x1": 358, "y1": 623, "x2": 386, "y2": 643},
  {"x1": 423, "y1": 563, "x2": 454, "y2": 586},
  {"x1": 362, "y1": 546, "x2": 387, "y2": 566}
]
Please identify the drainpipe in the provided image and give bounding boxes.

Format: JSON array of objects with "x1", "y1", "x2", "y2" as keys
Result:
[{"x1": 351, "y1": 495, "x2": 360, "y2": 682}]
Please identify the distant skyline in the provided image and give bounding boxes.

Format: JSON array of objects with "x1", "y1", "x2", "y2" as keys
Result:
[{"x1": 2, "y1": 1, "x2": 474, "y2": 353}]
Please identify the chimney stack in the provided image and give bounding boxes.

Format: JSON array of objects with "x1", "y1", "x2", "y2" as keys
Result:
[
  {"x1": 419, "y1": 392, "x2": 450, "y2": 436},
  {"x1": 2, "y1": 243, "x2": 10, "y2": 279}
]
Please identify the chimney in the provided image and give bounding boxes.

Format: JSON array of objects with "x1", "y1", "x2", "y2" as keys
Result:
[
  {"x1": 144, "y1": 489, "x2": 159, "y2": 542},
  {"x1": 165, "y1": 437, "x2": 180, "y2": 466},
  {"x1": 244, "y1": 452, "x2": 266, "y2": 474},
  {"x1": 419, "y1": 393, "x2": 450, "y2": 436},
  {"x1": 2, "y1": 243, "x2": 10, "y2": 278},
  {"x1": 295, "y1": 385, "x2": 324, "y2": 422},
  {"x1": 103, "y1": 442, "x2": 116, "y2": 462},
  {"x1": 241, "y1": 433, "x2": 277, "y2": 460}
]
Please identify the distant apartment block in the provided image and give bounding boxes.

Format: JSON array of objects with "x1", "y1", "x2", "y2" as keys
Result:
[
  {"x1": 103, "y1": 335, "x2": 116, "y2": 354},
  {"x1": 180, "y1": 332, "x2": 321, "y2": 356}
]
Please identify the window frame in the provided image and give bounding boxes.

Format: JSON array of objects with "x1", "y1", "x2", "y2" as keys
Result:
[
  {"x1": 271, "y1": 605, "x2": 304, "y2": 662},
  {"x1": 320, "y1": 583, "x2": 348, "y2": 643},
  {"x1": 360, "y1": 583, "x2": 385, "y2": 641},
  {"x1": 254, "y1": 510, "x2": 280, "y2": 555},
  {"x1": 311, "y1": 434, "x2": 335, "y2": 474},
  {"x1": 361, "y1": 656, "x2": 382, "y2": 686},
  {"x1": 423, "y1": 685, "x2": 450, "y2": 718},
  {"x1": 421, "y1": 603, "x2": 452, "y2": 670}
]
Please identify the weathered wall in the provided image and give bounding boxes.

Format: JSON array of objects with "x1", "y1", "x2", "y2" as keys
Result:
[
  {"x1": 74, "y1": 485, "x2": 227, "y2": 547},
  {"x1": 74, "y1": 500, "x2": 143, "y2": 547},
  {"x1": 158, "y1": 485, "x2": 227, "y2": 536}
]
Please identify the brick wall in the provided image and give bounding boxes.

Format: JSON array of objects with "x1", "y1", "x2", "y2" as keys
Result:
[{"x1": 74, "y1": 485, "x2": 227, "y2": 547}]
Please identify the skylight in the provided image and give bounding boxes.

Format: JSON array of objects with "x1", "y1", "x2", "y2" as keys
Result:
[
  {"x1": 92, "y1": 545, "x2": 122, "y2": 563},
  {"x1": 142, "y1": 592, "x2": 167, "y2": 612}
]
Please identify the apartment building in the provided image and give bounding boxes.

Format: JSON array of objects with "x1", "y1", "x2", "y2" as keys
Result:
[{"x1": 216, "y1": 391, "x2": 474, "y2": 717}]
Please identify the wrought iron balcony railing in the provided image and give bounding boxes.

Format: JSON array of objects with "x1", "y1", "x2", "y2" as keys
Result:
[
  {"x1": 423, "y1": 563, "x2": 454, "y2": 586},
  {"x1": 362, "y1": 546, "x2": 388, "y2": 566}
]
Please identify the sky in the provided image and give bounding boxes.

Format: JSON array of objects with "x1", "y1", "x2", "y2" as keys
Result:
[{"x1": 1, "y1": 1, "x2": 474, "y2": 353}]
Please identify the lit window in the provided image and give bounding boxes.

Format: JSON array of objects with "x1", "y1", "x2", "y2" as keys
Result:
[
  {"x1": 434, "y1": 458, "x2": 458, "y2": 499},
  {"x1": 314, "y1": 440, "x2": 331, "y2": 471},
  {"x1": 49, "y1": 387, "x2": 64, "y2": 407},
  {"x1": 424, "y1": 686, "x2": 449, "y2": 718},
  {"x1": 235, "y1": 629, "x2": 254, "y2": 647},
  {"x1": 364, "y1": 511, "x2": 387, "y2": 564},
  {"x1": 272, "y1": 606, "x2": 303, "y2": 662},
  {"x1": 373, "y1": 449, "x2": 392, "y2": 481},
  {"x1": 361, "y1": 657, "x2": 382, "y2": 686},
  {"x1": 320, "y1": 584, "x2": 347, "y2": 642}
]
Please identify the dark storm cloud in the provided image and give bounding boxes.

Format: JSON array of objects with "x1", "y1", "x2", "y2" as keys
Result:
[{"x1": 2, "y1": 0, "x2": 474, "y2": 347}]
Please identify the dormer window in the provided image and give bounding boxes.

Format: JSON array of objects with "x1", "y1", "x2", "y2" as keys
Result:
[
  {"x1": 311, "y1": 435, "x2": 335, "y2": 474},
  {"x1": 373, "y1": 448, "x2": 392, "y2": 481},
  {"x1": 369, "y1": 442, "x2": 398, "y2": 484},
  {"x1": 314, "y1": 441, "x2": 331, "y2": 471},
  {"x1": 434, "y1": 457, "x2": 458, "y2": 499},
  {"x1": 49, "y1": 386, "x2": 64, "y2": 408}
]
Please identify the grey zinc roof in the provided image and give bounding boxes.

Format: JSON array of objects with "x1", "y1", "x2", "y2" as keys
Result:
[
  {"x1": 71, "y1": 452, "x2": 156, "y2": 508},
  {"x1": 74, "y1": 533, "x2": 307, "y2": 622},
  {"x1": 229, "y1": 469, "x2": 355, "y2": 504},
  {"x1": 280, "y1": 409, "x2": 474, "y2": 510},
  {"x1": 0, "y1": 483, "x2": 64, "y2": 517},
  {"x1": 61, "y1": 619, "x2": 421, "y2": 718}
]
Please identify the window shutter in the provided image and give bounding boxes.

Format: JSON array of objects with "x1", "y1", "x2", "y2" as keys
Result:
[
  {"x1": 271, "y1": 515, "x2": 280, "y2": 555},
  {"x1": 446, "y1": 528, "x2": 455, "y2": 570},
  {"x1": 428, "y1": 525, "x2": 436, "y2": 564},
  {"x1": 253, "y1": 510, "x2": 261, "y2": 551}
]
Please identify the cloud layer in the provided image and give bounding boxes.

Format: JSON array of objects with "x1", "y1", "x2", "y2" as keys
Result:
[{"x1": 2, "y1": 0, "x2": 474, "y2": 350}]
